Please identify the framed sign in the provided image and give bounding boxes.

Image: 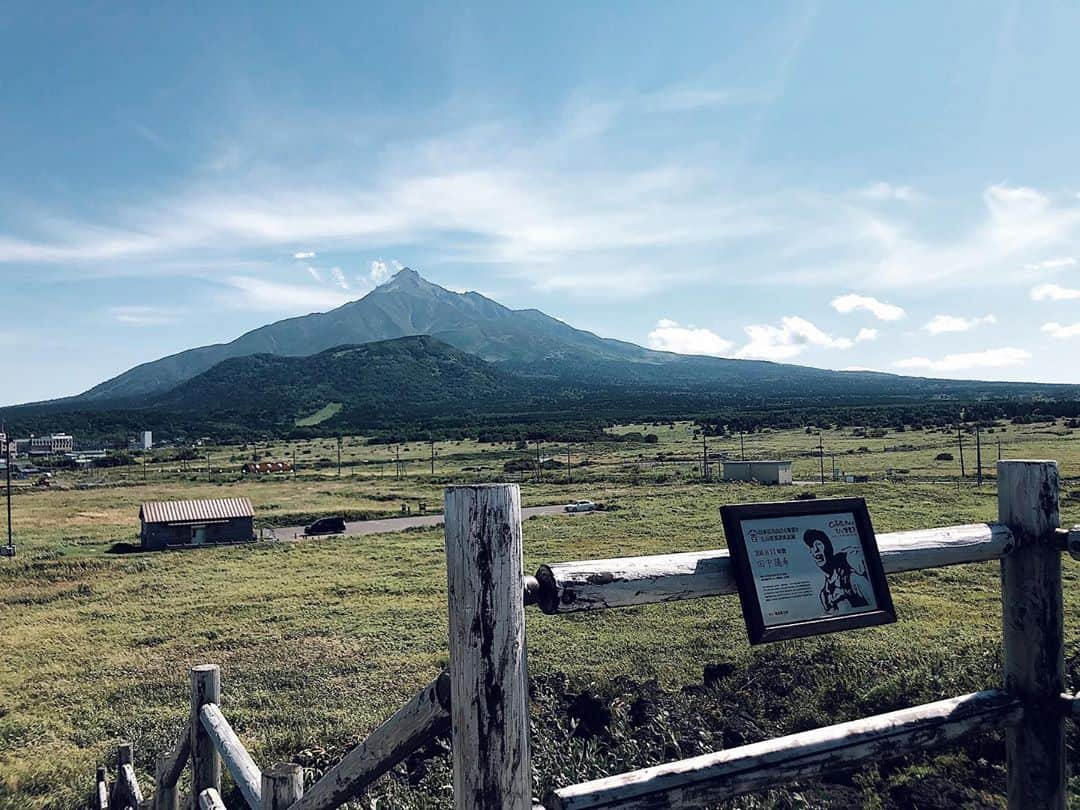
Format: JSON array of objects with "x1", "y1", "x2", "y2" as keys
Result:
[{"x1": 720, "y1": 497, "x2": 896, "y2": 644}]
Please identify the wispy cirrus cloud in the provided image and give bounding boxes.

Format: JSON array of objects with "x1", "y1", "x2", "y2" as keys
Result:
[
  {"x1": 220, "y1": 276, "x2": 355, "y2": 312},
  {"x1": 1025, "y1": 256, "x2": 1075, "y2": 271},
  {"x1": 330, "y1": 267, "x2": 350, "y2": 290},
  {"x1": 1042, "y1": 322, "x2": 1080, "y2": 339},
  {"x1": 1031, "y1": 283, "x2": 1080, "y2": 302},
  {"x1": 109, "y1": 305, "x2": 186, "y2": 325},
  {"x1": 894, "y1": 347, "x2": 1030, "y2": 373},
  {"x1": 856, "y1": 182, "x2": 920, "y2": 202}
]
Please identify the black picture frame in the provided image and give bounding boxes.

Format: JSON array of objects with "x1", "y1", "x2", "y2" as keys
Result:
[{"x1": 721, "y1": 497, "x2": 896, "y2": 644}]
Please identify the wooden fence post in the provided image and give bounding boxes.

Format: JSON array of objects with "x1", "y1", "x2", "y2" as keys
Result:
[
  {"x1": 444, "y1": 484, "x2": 532, "y2": 810},
  {"x1": 190, "y1": 665, "x2": 221, "y2": 807},
  {"x1": 261, "y1": 762, "x2": 304, "y2": 809},
  {"x1": 999, "y1": 460, "x2": 1064, "y2": 810},
  {"x1": 154, "y1": 753, "x2": 179, "y2": 810},
  {"x1": 96, "y1": 765, "x2": 109, "y2": 810}
]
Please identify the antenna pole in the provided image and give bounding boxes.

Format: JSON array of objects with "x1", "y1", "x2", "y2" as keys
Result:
[
  {"x1": 957, "y1": 421, "x2": 966, "y2": 479},
  {"x1": 5, "y1": 438, "x2": 13, "y2": 556},
  {"x1": 818, "y1": 433, "x2": 825, "y2": 485},
  {"x1": 975, "y1": 421, "x2": 983, "y2": 487}
]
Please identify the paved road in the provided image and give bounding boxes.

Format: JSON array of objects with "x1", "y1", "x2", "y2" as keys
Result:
[{"x1": 276, "y1": 503, "x2": 578, "y2": 539}]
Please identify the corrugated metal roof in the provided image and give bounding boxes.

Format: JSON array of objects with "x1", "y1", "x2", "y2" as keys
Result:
[{"x1": 140, "y1": 497, "x2": 254, "y2": 525}]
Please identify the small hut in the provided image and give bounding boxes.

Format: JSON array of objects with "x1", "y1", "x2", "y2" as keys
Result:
[
  {"x1": 721, "y1": 460, "x2": 793, "y2": 485},
  {"x1": 139, "y1": 497, "x2": 255, "y2": 550}
]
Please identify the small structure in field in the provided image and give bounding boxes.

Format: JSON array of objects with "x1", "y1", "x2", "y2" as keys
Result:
[
  {"x1": 139, "y1": 497, "x2": 255, "y2": 550},
  {"x1": 722, "y1": 460, "x2": 793, "y2": 485}
]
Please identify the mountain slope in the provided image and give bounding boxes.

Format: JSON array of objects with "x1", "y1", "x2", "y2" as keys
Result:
[
  {"x1": 156, "y1": 335, "x2": 533, "y2": 426},
  {"x1": 79, "y1": 268, "x2": 652, "y2": 401}
]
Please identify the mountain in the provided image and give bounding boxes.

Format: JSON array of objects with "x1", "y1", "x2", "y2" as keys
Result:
[
  {"x1": 73, "y1": 267, "x2": 1079, "y2": 408},
  {"x1": 78, "y1": 268, "x2": 654, "y2": 402},
  {"x1": 13, "y1": 267, "x2": 1077, "y2": 443}
]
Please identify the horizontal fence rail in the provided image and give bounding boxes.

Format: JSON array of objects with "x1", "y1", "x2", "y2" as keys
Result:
[
  {"x1": 544, "y1": 689, "x2": 1022, "y2": 809},
  {"x1": 293, "y1": 671, "x2": 451, "y2": 810},
  {"x1": 198, "y1": 788, "x2": 227, "y2": 810},
  {"x1": 534, "y1": 522, "x2": 1015, "y2": 614}
]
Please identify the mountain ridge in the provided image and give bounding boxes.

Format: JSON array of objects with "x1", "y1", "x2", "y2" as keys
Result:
[{"x1": 77, "y1": 268, "x2": 663, "y2": 402}]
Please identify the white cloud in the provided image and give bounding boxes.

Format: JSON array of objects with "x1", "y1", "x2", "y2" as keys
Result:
[
  {"x1": 293, "y1": 250, "x2": 316, "y2": 260},
  {"x1": 369, "y1": 260, "x2": 393, "y2": 285},
  {"x1": 893, "y1": 347, "x2": 1030, "y2": 373},
  {"x1": 640, "y1": 87, "x2": 746, "y2": 113},
  {"x1": 856, "y1": 182, "x2": 920, "y2": 202},
  {"x1": 923, "y1": 314, "x2": 997, "y2": 335},
  {"x1": 1042, "y1": 322, "x2": 1080, "y2": 339},
  {"x1": 220, "y1": 276, "x2": 354, "y2": 312},
  {"x1": 855, "y1": 328, "x2": 878, "y2": 342},
  {"x1": 1031, "y1": 283, "x2": 1080, "y2": 302},
  {"x1": 305, "y1": 266, "x2": 321, "y2": 282},
  {"x1": 109, "y1": 305, "x2": 185, "y2": 326},
  {"x1": 330, "y1": 266, "x2": 350, "y2": 290},
  {"x1": 830, "y1": 294, "x2": 906, "y2": 321},
  {"x1": 736, "y1": 316, "x2": 853, "y2": 361},
  {"x1": 647, "y1": 319, "x2": 733, "y2": 356},
  {"x1": 1025, "y1": 256, "x2": 1075, "y2": 271}
]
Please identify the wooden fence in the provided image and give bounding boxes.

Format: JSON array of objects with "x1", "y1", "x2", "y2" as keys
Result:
[{"x1": 95, "y1": 460, "x2": 1080, "y2": 809}]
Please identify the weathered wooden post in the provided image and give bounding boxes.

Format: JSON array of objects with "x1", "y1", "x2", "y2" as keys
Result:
[
  {"x1": 444, "y1": 484, "x2": 532, "y2": 810},
  {"x1": 190, "y1": 665, "x2": 221, "y2": 806},
  {"x1": 261, "y1": 762, "x2": 304, "y2": 809},
  {"x1": 999, "y1": 460, "x2": 1064, "y2": 809},
  {"x1": 96, "y1": 765, "x2": 109, "y2": 810},
  {"x1": 154, "y1": 753, "x2": 179, "y2": 810}
]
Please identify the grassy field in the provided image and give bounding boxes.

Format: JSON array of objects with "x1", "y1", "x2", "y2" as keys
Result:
[{"x1": 3, "y1": 424, "x2": 1080, "y2": 808}]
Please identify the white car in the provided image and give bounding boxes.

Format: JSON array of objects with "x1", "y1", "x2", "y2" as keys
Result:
[{"x1": 564, "y1": 500, "x2": 597, "y2": 513}]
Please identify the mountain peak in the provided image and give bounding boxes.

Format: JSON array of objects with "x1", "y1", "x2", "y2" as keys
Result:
[{"x1": 383, "y1": 266, "x2": 426, "y2": 289}]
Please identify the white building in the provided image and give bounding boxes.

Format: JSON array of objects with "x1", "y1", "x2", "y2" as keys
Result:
[
  {"x1": 30, "y1": 433, "x2": 74, "y2": 454},
  {"x1": 140, "y1": 431, "x2": 153, "y2": 450},
  {"x1": 722, "y1": 460, "x2": 793, "y2": 485}
]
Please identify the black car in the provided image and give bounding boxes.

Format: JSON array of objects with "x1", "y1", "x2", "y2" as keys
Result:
[{"x1": 304, "y1": 516, "x2": 347, "y2": 536}]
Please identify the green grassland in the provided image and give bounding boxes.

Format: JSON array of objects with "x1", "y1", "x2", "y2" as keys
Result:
[{"x1": 3, "y1": 423, "x2": 1080, "y2": 808}]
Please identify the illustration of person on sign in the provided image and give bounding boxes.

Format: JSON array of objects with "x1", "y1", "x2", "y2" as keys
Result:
[{"x1": 802, "y1": 528, "x2": 870, "y2": 613}]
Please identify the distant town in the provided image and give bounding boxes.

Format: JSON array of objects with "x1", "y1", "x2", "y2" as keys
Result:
[{"x1": 1, "y1": 429, "x2": 153, "y2": 476}]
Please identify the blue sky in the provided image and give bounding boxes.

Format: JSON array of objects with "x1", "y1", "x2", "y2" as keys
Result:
[{"x1": 4, "y1": 1, "x2": 1080, "y2": 402}]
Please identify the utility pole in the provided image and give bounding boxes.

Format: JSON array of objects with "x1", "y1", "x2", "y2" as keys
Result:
[
  {"x1": 975, "y1": 422, "x2": 983, "y2": 487},
  {"x1": 395, "y1": 445, "x2": 401, "y2": 479},
  {"x1": 818, "y1": 433, "x2": 825, "y2": 485},
  {"x1": 337, "y1": 436, "x2": 342, "y2": 478},
  {"x1": 292, "y1": 447, "x2": 296, "y2": 480},
  {"x1": 740, "y1": 431, "x2": 745, "y2": 461},
  {"x1": 430, "y1": 439, "x2": 436, "y2": 476},
  {"x1": 957, "y1": 423, "x2": 966, "y2": 479},
  {"x1": 536, "y1": 441, "x2": 542, "y2": 483},
  {"x1": 566, "y1": 443, "x2": 571, "y2": 484},
  {"x1": 702, "y1": 432, "x2": 708, "y2": 480},
  {"x1": 206, "y1": 452, "x2": 212, "y2": 482},
  {"x1": 4, "y1": 439, "x2": 13, "y2": 557},
  {"x1": 831, "y1": 453, "x2": 837, "y2": 482},
  {"x1": 998, "y1": 439, "x2": 1002, "y2": 462}
]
